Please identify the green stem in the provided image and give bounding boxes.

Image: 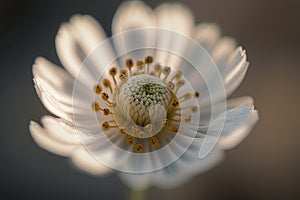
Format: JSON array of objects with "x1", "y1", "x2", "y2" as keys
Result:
[{"x1": 130, "y1": 189, "x2": 146, "y2": 200}]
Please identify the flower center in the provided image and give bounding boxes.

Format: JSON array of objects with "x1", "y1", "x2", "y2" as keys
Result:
[
  {"x1": 113, "y1": 74, "x2": 171, "y2": 138},
  {"x1": 91, "y1": 56, "x2": 199, "y2": 153}
]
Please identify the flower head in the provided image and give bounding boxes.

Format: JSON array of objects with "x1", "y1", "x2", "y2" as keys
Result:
[{"x1": 30, "y1": 0, "x2": 258, "y2": 189}]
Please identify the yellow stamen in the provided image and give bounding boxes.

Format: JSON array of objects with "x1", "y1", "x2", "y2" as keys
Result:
[
  {"x1": 103, "y1": 79, "x2": 113, "y2": 93},
  {"x1": 134, "y1": 143, "x2": 143, "y2": 153},
  {"x1": 102, "y1": 122, "x2": 110, "y2": 130},
  {"x1": 126, "y1": 136, "x2": 134, "y2": 145},
  {"x1": 119, "y1": 129, "x2": 126, "y2": 135},
  {"x1": 126, "y1": 59, "x2": 133, "y2": 76},
  {"x1": 109, "y1": 67, "x2": 118, "y2": 86},
  {"x1": 91, "y1": 102, "x2": 101, "y2": 112},
  {"x1": 93, "y1": 84, "x2": 102, "y2": 94},
  {"x1": 150, "y1": 137, "x2": 160, "y2": 147},
  {"x1": 162, "y1": 119, "x2": 170, "y2": 127}
]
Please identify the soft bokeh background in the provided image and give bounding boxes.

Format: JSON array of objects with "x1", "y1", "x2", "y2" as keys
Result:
[{"x1": 1, "y1": 0, "x2": 299, "y2": 199}]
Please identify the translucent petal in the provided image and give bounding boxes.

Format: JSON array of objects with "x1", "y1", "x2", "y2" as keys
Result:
[
  {"x1": 154, "y1": 3, "x2": 194, "y2": 67},
  {"x1": 112, "y1": 0, "x2": 155, "y2": 34},
  {"x1": 218, "y1": 105, "x2": 259, "y2": 149},
  {"x1": 70, "y1": 147, "x2": 112, "y2": 176},
  {"x1": 29, "y1": 121, "x2": 79, "y2": 156},
  {"x1": 193, "y1": 23, "x2": 221, "y2": 52},
  {"x1": 55, "y1": 15, "x2": 117, "y2": 89}
]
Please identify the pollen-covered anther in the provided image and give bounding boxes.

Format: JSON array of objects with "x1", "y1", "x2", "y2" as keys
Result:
[
  {"x1": 150, "y1": 137, "x2": 160, "y2": 147},
  {"x1": 191, "y1": 106, "x2": 198, "y2": 113},
  {"x1": 179, "y1": 93, "x2": 192, "y2": 102},
  {"x1": 184, "y1": 115, "x2": 192, "y2": 123},
  {"x1": 154, "y1": 63, "x2": 162, "y2": 73},
  {"x1": 119, "y1": 69, "x2": 128, "y2": 81},
  {"x1": 93, "y1": 84, "x2": 102, "y2": 94},
  {"x1": 102, "y1": 122, "x2": 110, "y2": 130},
  {"x1": 119, "y1": 129, "x2": 126, "y2": 135},
  {"x1": 126, "y1": 58, "x2": 134, "y2": 76},
  {"x1": 171, "y1": 71, "x2": 182, "y2": 81},
  {"x1": 194, "y1": 91, "x2": 200, "y2": 98},
  {"x1": 162, "y1": 119, "x2": 170, "y2": 127},
  {"x1": 162, "y1": 66, "x2": 171, "y2": 75},
  {"x1": 144, "y1": 56, "x2": 153, "y2": 64},
  {"x1": 167, "y1": 81, "x2": 175, "y2": 90},
  {"x1": 134, "y1": 143, "x2": 143, "y2": 153},
  {"x1": 169, "y1": 125, "x2": 179, "y2": 133},
  {"x1": 175, "y1": 79, "x2": 185, "y2": 93},
  {"x1": 126, "y1": 136, "x2": 134, "y2": 145},
  {"x1": 91, "y1": 101, "x2": 101, "y2": 112},
  {"x1": 101, "y1": 92, "x2": 110, "y2": 101},
  {"x1": 109, "y1": 67, "x2": 118, "y2": 86},
  {"x1": 171, "y1": 99, "x2": 179, "y2": 108},
  {"x1": 102, "y1": 108, "x2": 111, "y2": 115},
  {"x1": 103, "y1": 79, "x2": 112, "y2": 93},
  {"x1": 136, "y1": 60, "x2": 144, "y2": 72}
]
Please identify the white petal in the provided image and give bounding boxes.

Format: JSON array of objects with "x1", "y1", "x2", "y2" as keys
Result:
[
  {"x1": 193, "y1": 23, "x2": 221, "y2": 52},
  {"x1": 41, "y1": 116, "x2": 81, "y2": 145},
  {"x1": 223, "y1": 47, "x2": 249, "y2": 96},
  {"x1": 55, "y1": 15, "x2": 116, "y2": 88},
  {"x1": 70, "y1": 147, "x2": 112, "y2": 176},
  {"x1": 112, "y1": 0, "x2": 155, "y2": 35},
  {"x1": 227, "y1": 96, "x2": 254, "y2": 109},
  {"x1": 211, "y1": 36, "x2": 236, "y2": 68},
  {"x1": 29, "y1": 121, "x2": 79, "y2": 156},
  {"x1": 154, "y1": 3, "x2": 194, "y2": 67},
  {"x1": 218, "y1": 105, "x2": 259, "y2": 149}
]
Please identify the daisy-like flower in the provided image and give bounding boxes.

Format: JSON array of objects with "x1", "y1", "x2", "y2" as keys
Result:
[{"x1": 30, "y1": 0, "x2": 258, "y2": 190}]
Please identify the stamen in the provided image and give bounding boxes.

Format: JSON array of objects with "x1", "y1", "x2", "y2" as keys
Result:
[
  {"x1": 168, "y1": 125, "x2": 179, "y2": 133},
  {"x1": 102, "y1": 108, "x2": 111, "y2": 115},
  {"x1": 184, "y1": 115, "x2": 192, "y2": 123},
  {"x1": 171, "y1": 71, "x2": 182, "y2": 81},
  {"x1": 119, "y1": 129, "x2": 126, "y2": 135},
  {"x1": 91, "y1": 101, "x2": 101, "y2": 112},
  {"x1": 126, "y1": 136, "x2": 134, "y2": 145},
  {"x1": 150, "y1": 137, "x2": 160, "y2": 147},
  {"x1": 109, "y1": 67, "x2": 118, "y2": 86},
  {"x1": 194, "y1": 91, "x2": 200, "y2": 98},
  {"x1": 119, "y1": 69, "x2": 128, "y2": 82},
  {"x1": 136, "y1": 60, "x2": 144, "y2": 73},
  {"x1": 154, "y1": 63, "x2": 162, "y2": 75},
  {"x1": 102, "y1": 122, "x2": 110, "y2": 130},
  {"x1": 145, "y1": 124, "x2": 152, "y2": 133},
  {"x1": 93, "y1": 84, "x2": 102, "y2": 94},
  {"x1": 179, "y1": 93, "x2": 192, "y2": 102},
  {"x1": 144, "y1": 56, "x2": 153, "y2": 74},
  {"x1": 175, "y1": 79, "x2": 185, "y2": 93},
  {"x1": 162, "y1": 119, "x2": 170, "y2": 127},
  {"x1": 170, "y1": 99, "x2": 179, "y2": 108},
  {"x1": 167, "y1": 81, "x2": 175, "y2": 90},
  {"x1": 103, "y1": 79, "x2": 113, "y2": 93},
  {"x1": 134, "y1": 143, "x2": 143, "y2": 153},
  {"x1": 126, "y1": 59, "x2": 134, "y2": 76},
  {"x1": 162, "y1": 66, "x2": 171, "y2": 82},
  {"x1": 191, "y1": 106, "x2": 198, "y2": 113}
]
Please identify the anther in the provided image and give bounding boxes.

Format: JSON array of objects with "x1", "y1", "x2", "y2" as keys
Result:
[
  {"x1": 102, "y1": 122, "x2": 110, "y2": 130},
  {"x1": 179, "y1": 93, "x2": 192, "y2": 102},
  {"x1": 162, "y1": 119, "x2": 170, "y2": 127},
  {"x1": 134, "y1": 143, "x2": 143, "y2": 153},
  {"x1": 194, "y1": 91, "x2": 200, "y2": 98},
  {"x1": 144, "y1": 56, "x2": 153, "y2": 64},
  {"x1": 91, "y1": 102, "x2": 101, "y2": 112},
  {"x1": 109, "y1": 67, "x2": 118, "y2": 86},
  {"x1": 191, "y1": 106, "x2": 198, "y2": 113},
  {"x1": 103, "y1": 79, "x2": 113, "y2": 93},
  {"x1": 184, "y1": 115, "x2": 192, "y2": 123},
  {"x1": 93, "y1": 84, "x2": 102, "y2": 94},
  {"x1": 101, "y1": 92, "x2": 109, "y2": 101},
  {"x1": 126, "y1": 136, "x2": 134, "y2": 145},
  {"x1": 175, "y1": 79, "x2": 185, "y2": 93},
  {"x1": 119, "y1": 129, "x2": 126, "y2": 135},
  {"x1": 171, "y1": 71, "x2": 182, "y2": 81},
  {"x1": 150, "y1": 137, "x2": 160, "y2": 147},
  {"x1": 170, "y1": 126, "x2": 179, "y2": 133},
  {"x1": 126, "y1": 59, "x2": 134, "y2": 76},
  {"x1": 119, "y1": 70, "x2": 128, "y2": 81},
  {"x1": 170, "y1": 99, "x2": 179, "y2": 108},
  {"x1": 167, "y1": 82, "x2": 175, "y2": 90},
  {"x1": 102, "y1": 108, "x2": 111, "y2": 115},
  {"x1": 136, "y1": 60, "x2": 144, "y2": 72}
]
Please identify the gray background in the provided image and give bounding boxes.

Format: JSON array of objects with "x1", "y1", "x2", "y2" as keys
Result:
[{"x1": 1, "y1": 0, "x2": 299, "y2": 199}]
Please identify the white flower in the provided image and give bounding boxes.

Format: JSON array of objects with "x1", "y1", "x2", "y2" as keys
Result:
[{"x1": 30, "y1": 0, "x2": 258, "y2": 190}]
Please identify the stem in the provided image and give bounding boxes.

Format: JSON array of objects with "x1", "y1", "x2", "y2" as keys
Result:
[{"x1": 130, "y1": 189, "x2": 146, "y2": 200}]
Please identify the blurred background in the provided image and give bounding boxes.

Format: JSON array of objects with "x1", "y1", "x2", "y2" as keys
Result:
[{"x1": 0, "y1": 0, "x2": 299, "y2": 199}]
